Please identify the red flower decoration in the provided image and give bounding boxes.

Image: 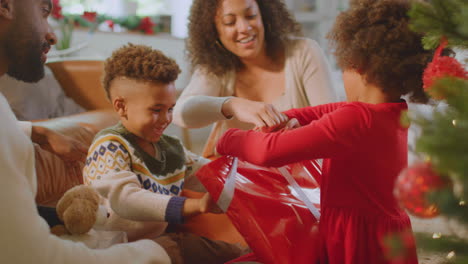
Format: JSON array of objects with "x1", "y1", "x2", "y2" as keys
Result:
[
  {"x1": 423, "y1": 38, "x2": 468, "y2": 96},
  {"x1": 82, "y1": 11, "x2": 97, "y2": 23},
  {"x1": 105, "y1": 20, "x2": 115, "y2": 30},
  {"x1": 138, "y1": 17, "x2": 156, "y2": 35},
  {"x1": 52, "y1": 0, "x2": 64, "y2": 20}
]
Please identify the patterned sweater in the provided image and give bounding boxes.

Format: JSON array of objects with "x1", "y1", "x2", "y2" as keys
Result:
[{"x1": 83, "y1": 123, "x2": 209, "y2": 241}]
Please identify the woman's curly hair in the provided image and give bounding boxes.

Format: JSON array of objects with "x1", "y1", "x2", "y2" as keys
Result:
[
  {"x1": 327, "y1": 0, "x2": 432, "y2": 103},
  {"x1": 186, "y1": 0, "x2": 302, "y2": 76},
  {"x1": 102, "y1": 44, "x2": 181, "y2": 99}
]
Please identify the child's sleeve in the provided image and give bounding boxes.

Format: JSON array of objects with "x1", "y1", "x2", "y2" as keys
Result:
[
  {"x1": 182, "y1": 147, "x2": 210, "y2": 192},
  {"x1": 83, "y1": 139, "x2": 187, "y2": 224},
  {"x1": 217, "y1": 103, "x2": 371, "y2": 167},
  {"x1": 284, "y1": 102, "x2": 345, "y2": 125}
]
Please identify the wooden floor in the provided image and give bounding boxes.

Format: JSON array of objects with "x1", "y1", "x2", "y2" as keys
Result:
[{"x1": 412, "y1": 216, "x2": 468, "y2": 264}]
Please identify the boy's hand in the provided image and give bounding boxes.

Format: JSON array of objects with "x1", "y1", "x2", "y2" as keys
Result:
[
  {"x1": 199, "y1": 193, "x2": 223, "y2": 214},
  {"x1": 183, "y1": 193, "x2": 223, "y2": 218}
]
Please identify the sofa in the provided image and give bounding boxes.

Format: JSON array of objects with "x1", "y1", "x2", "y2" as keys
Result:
[{"x1": 37, "y1": 59, "x2": 246, "y2": 245}]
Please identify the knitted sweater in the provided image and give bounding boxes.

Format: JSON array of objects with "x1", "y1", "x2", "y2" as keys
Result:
[{"x1": 83, "y1": 123, "x2": 209, "y2": 241}]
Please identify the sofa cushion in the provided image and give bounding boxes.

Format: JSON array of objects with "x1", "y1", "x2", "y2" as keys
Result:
[{"x1": 46, "y1": 60, "x2": 111, "y2": 110}]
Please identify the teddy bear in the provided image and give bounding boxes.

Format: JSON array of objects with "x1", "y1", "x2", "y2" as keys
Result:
[{"x1": 50, "y1": 185, "x2": 108, "y2": 236}]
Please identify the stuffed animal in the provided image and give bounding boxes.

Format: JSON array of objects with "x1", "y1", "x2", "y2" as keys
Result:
[{"x1": 50, "y1": 185, "x2": 108, "y2": 236}]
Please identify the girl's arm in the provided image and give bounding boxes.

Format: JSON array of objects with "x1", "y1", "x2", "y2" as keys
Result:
[
  {"x1": 284, "y1": 102, "x2": 346, "y2": 126},
  {"x1": 217, "y1": 103, "x2": 371, "y2": 167}
]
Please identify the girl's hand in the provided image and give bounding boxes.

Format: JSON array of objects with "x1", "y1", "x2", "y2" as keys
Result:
[
  {"x1": 255, "y1": 118, "x2": 301, "y2": 133},
  {"x1": 222, "y1": 97, "x2": 288, "y2": 129},
  {"x1": 283, "y1": 118, "x2": 301, "y2": 130}
]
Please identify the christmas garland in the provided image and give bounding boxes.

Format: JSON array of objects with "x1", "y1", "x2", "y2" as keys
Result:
[
  {"x1": 69, "y1": 13, "x2": 164, "y2": 35},
  {"x1": 52, "y1": 0, "x2": 164, "y2": 35}
]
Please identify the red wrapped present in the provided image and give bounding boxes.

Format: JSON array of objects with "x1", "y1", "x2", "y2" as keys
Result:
[{"x1": 196, "y1": 156, "x2": 321, "y2": 264}]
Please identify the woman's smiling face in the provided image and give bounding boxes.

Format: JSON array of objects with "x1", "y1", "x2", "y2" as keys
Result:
[{"x1": 214, "y1": 0, "x2": 265, "y2": 61}]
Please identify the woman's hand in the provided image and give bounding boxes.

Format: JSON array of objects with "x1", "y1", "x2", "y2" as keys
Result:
[
  {"x1": 255, "y1": 117, "x2": 301, "y2": 133},
  {"x1": 222, "y1": 97, "x2": 288, "y2": 129}
]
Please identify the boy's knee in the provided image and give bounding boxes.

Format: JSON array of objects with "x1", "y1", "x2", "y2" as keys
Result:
[
  {"x1": 157, "y1": 232, "x2": 247, "y2": 264},
  {"x1": 154, "y1": 234, "x2": 184, "y2": 264}
]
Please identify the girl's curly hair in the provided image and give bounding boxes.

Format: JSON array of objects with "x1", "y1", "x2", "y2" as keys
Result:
[
  {"x1": 327, "y1": 0, "x2": 432, "y2": 103},
  {"x1": 186, "y1": 0, "x2": 302, "y2": 76},
  {"x1": 102, "y1": 44, "x2": 181, "y2": 99}
]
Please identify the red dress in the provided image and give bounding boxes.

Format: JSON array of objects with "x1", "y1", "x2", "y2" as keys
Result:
[{"x1": 217, "y1": 102, "x2": 418, "y2": 264}]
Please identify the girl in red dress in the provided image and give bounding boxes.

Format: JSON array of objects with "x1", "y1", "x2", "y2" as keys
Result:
[{"x1": 216, "y1": 0, "x2": 434, "y2": 263}]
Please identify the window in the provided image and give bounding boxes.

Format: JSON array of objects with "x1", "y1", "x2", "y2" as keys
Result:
[{"x1": 60, "y1": 0, "x2": 168, "y2": 16}]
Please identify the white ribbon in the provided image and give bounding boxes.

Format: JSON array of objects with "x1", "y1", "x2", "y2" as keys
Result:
[
  {"x1": 217, "y1": 157, "x2": 238, "y2": 212},
  {"x1": 217, "y1": 158, "x2": 321, "y2": 221},
  {"x1": 278, "y1": 167, "x2": 321, "y2": 221}
]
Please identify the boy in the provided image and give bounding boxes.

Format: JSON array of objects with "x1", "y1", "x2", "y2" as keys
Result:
[{"x1": 83, "y1": 44, "x2": 244, "y2": 264}]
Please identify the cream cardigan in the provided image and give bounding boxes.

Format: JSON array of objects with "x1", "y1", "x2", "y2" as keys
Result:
[{"x1": 173, "y1": 38, "x2": 336, "y2": 157}]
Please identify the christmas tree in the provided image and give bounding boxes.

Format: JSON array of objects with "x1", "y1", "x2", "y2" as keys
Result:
[{"x1": 396, "y1": 0, "x2": 468, "y2": 263}]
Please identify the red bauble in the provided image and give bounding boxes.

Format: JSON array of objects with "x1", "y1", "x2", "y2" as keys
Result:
[
  {"x1": 423, "y1": 39, "x2": 468, "y2": 99},
  {"x1": 82, "y1": 11, "x2": 97, "y2": 23},
  {"x1": 395, "y1": 162, "x2": 450, "y2": 218}
]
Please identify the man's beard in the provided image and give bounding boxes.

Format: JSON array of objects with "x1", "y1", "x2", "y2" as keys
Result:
[{"x1": 5, "y1": 32, "x2": 47, "y2": 83}]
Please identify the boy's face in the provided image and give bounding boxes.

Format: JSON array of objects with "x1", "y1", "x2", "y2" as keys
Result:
[{"x1": 112, "y1": 78, "x2": 176, "y2": 143}]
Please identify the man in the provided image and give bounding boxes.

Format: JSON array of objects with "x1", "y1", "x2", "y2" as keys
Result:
[{"x1": 0, "y1": 0, "x2": 170, "y2": 263}]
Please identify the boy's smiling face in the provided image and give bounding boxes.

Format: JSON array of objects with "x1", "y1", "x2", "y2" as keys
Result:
[{"x1": 111, "y1": 77, "x2": 176, "y2": 143}]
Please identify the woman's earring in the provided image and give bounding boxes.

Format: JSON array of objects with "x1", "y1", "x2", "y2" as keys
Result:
[{"x1": 216, "y1": 39, "x2": 225, "y2": 49}]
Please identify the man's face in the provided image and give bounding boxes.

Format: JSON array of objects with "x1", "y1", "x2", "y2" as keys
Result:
[{"x1": 5, "y1": 0, "x2": 56, "y2": 83}]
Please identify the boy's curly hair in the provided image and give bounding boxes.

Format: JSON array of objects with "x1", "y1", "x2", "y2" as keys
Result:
[
  {"x1": 327, "y1": 0, "x2": 432, "y2": 103},
  {"x1": 186, "y1": 0, "x2": 302, "y2": 76},
  {"x1": 103, "y1": 44, "x2": 181, "y2": 99}
]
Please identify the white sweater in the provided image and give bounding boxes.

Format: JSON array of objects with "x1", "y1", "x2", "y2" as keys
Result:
[{"x1": 0, "y1": 93, "x2": 170, "y2": 264}]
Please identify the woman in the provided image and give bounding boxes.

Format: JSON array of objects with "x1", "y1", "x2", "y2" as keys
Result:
[{"x1": 173, "y1": 0, "x2": 336, "y2": 157}]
